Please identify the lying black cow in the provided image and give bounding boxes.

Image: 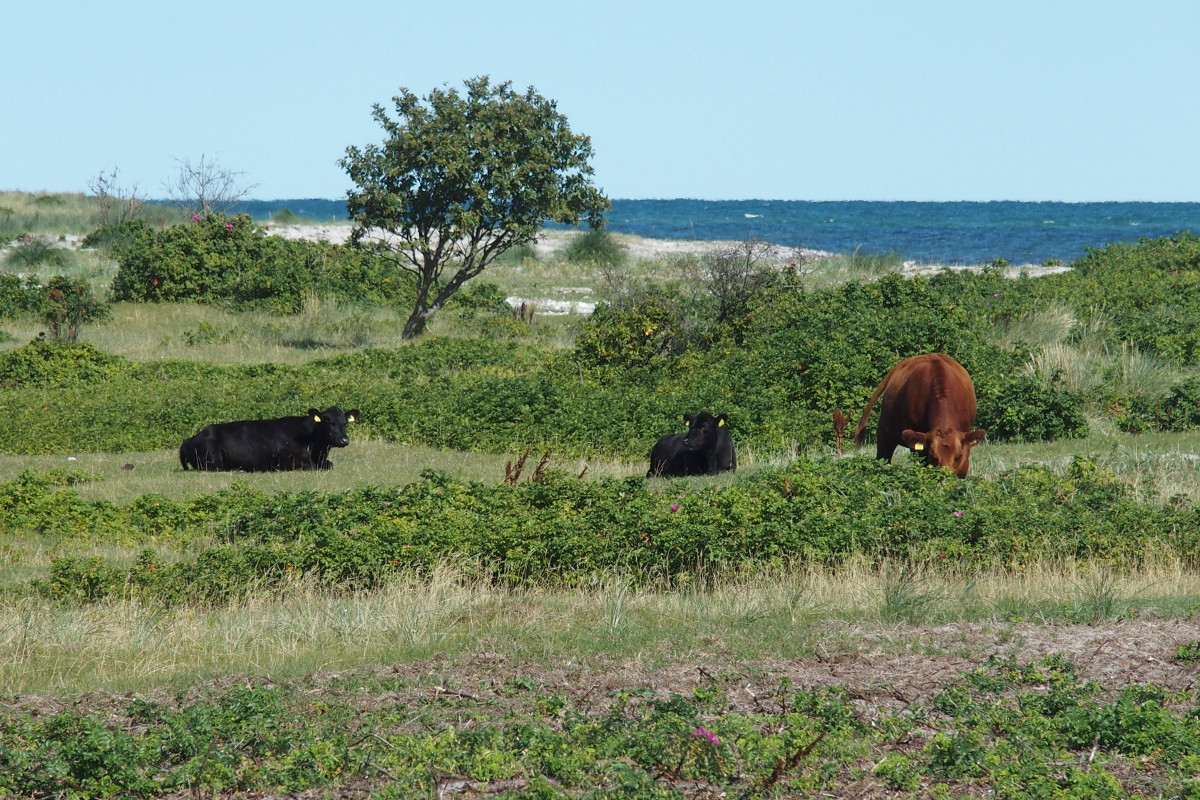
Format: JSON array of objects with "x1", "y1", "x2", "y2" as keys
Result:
[
  {"x1": 180, "y1": 406, "x2": 360, "y2": 471},
  {"x1": 647, "y1": 411, "x2": 737, "y2": 478}
]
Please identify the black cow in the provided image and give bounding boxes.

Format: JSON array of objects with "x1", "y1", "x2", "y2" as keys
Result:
[
  {"x1": 180, "y1": 406, "x2": 360, "y2": 472},
  {"x1": 647, "y1": 411, "x2": 737, "y2": 478}
]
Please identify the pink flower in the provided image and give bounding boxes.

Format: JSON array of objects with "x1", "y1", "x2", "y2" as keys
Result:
[
  {"x1": 226, "y1": 223, "x2": 233, "y2": 229},
  {"x1": 992, "y1": 292, "x2": 1000, "y2": 297},
  {"x1": 192, "y1": 215, "x2": 201, "y2": 221},
  {"x1": 670, "y1": 504, "x2": 679, "y2": 512},
  {"x1": 694, "y1": 727, "x2": 720, "y2": 745},
  {"x1": 952, "y1": 510, "x2": 964, "y2": 517}
]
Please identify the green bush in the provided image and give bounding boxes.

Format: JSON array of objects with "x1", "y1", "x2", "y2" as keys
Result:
[
  {"x1": 976, "y1": 369, "x2": 1089, "y2": 442},
  {"x1": 109, "y1": 214, "x2": 413, "y2": 312},
  {"x1": 19, "y1": 455, "x2": 1200, "y2": 605},
  {"x1": 1117, "y1": 378, "x2": 1200, "y2": 433},
  {"x1": 40, "y1": 275, "x2": 111, "y2": 342},
  {"x1": 0, "y1": 272, "x2": 44, "y2": 318},
  {"x1": 575, "y1": 293, "x2": 689, "y2": 369},
  {"x1": 0, "y1": 339, "x2": 128, "y2": 388},
  {"x1": 80, "y1": 218, "x2": 154, "y2": 253}
]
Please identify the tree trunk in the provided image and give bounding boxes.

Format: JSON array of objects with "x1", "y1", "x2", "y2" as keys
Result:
[{"x1": 401, "y1": 306, "x2": 437, "y2": 339}]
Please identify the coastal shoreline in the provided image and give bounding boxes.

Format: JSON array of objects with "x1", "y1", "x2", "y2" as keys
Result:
[{"x1": 264, "y1": 223, "x2": 1064, "y2": 279}]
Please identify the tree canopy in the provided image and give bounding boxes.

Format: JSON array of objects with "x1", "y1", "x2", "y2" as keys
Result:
[{"x1": 341, "y1": 76, "x2": 611, "y2": 338}]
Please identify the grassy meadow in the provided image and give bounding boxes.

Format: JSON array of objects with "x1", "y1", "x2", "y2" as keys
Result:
[{"x1": 4, "y1": 192, "x2": 1200, "y2": 798}]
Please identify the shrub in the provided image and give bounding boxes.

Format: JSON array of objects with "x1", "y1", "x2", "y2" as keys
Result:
[
  {"x1": 17, "y1": 453, "x2": 1200, "y2": 605},
  {"x1": 1117, "y1": 379, "x2": 1200, "y2": 433},
  {"x1": 81, "y1": 218, "x2": 154, "y2": 254},
  {"x1": 0, "y1": 272, "x2": 44, "y2": 318},
  {"x1": 0, "y1": 339, "x2": 128, "y2": 388},
  {"x1": 575, "y1": 293, "x2": 689, "y2": 369},
  {"x1": 39, "y1": 276, "x2": 111, "y2": 342},
  {"x1": 450, "y1": 281, "x2": 512, "y2": 319},
  {"x1": 976, "y1": 369, "x2": 1089, "y2": 442},
  {"x1": 110, "y1": 214, "x2": 412, "y2": 312}
]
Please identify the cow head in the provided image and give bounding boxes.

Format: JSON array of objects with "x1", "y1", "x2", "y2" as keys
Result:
[
  {"x1": 309, "y1": 406, "x2": 361, "y2": 448},
  {"x1": 901, "y1": 427, "x2": 986, "y2": 477},
  {"x1": 681, "y1": 411, "x2": 728, "y2": 451}
]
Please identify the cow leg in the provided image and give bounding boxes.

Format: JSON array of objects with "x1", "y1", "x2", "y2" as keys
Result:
[{"x1": 876, "y1": 435, "x2": 899, "y2": 463}]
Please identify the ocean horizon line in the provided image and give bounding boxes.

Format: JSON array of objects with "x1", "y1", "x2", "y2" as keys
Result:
[{"x1": 226, "y1": 197, "x2": 1200, "y2": 206}]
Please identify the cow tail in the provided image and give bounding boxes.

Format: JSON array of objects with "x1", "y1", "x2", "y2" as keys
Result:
[{"x1": 853, "y1": 371, "x2": 891, "y2": 445}]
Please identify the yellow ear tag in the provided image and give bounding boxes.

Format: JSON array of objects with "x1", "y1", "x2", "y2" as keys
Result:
[
  {"x1": 718, "y1": 419, "x2": 725, "y2": 427},
  {"x1": 313, "y1": 415, "x2": 322, "y2": 423},
  {"x1": 348, "y1": 415, "x2": 356, "y2": 423},
  {"x1": 913, "y1": 442, "x2": 925, "y2": 451}
]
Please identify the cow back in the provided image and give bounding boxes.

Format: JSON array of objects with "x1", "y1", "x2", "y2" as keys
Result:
[{"x1": 880, "y1": 354, "x2": 976, "y2": 434}]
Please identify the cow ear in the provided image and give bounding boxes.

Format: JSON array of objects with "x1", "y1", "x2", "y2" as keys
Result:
[
  {"x1": 347, "y1": 410, "x2": 360, "y2": 423},
  {"x1": 683, "y1": 413, "x2": 694, "y2": 424},
  {"x1": 965, "y1": 428, "x2": 986, "y2": 446},
  {"x1": 717, "y1": 416, "x2": 727, "y2": 427},
  {"x1": 901, "y1": 429, "x2": 929, "y2": 450},
  {"x1": 309, "y1": 408, "x2": 322, "y2": 423}
]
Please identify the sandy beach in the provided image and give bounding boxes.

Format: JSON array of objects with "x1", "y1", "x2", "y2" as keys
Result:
[{"x1": 264, "y1": 222, "x2": 1065, "y2": 278}]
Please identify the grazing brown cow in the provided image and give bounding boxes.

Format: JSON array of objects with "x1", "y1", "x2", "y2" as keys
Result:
[{"x1": 853, "y1": 353, "x2": 986, "y2": 477}]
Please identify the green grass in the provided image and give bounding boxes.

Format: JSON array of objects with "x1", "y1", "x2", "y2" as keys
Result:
[
  {"x1": 2, "y1": 556, "x2": 1199, "y2": 696},
  {"x1": 0, "y1": 190, "x2": 183, "y2": 238},
  {"x1": 3, "y1": 425, "x2": 1198, "y2": 507},
  {"x1": 0, "y1": 439, "x2": 638, "y2": 504}
]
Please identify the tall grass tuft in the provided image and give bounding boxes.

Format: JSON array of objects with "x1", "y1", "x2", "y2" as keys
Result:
[
  {"x1": 563, "y1": 228, "x2": 627, "y2": 267},
  {"x1": 3, "y1": 236, "x2": 75, "y2": 272},
  {"x1": 995, "y1": 302, "x2": 1076, "y2": 349},
  {"x1": 1025, "y1": 341, "x2": 1098, "y2": 395},
  {"x1": 1103, "y1": 342, "x2": 1174, "y2": 399},
  {"x1": 800, "y1": 248, "x2": 906, "y2": 290}
]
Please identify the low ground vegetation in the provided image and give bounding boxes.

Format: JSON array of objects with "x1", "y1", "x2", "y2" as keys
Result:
[{"x1": 5, "y1": 649, "x2": 1200, "y2": 798}]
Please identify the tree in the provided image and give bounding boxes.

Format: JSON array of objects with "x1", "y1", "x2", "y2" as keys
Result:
[
  {"x1": 340, "y1": 76, "x2": 610, "y2": 339},
  {"x1": 87, "y1": 167, "x2": 143, "y2": 227},
  {"x1": 163, "y1": 154, "x2": 256, "y2": 218}
]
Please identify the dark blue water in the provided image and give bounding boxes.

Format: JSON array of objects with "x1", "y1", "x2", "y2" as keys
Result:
[{"x1": 233, "y1": 198, "x2": 1200, "y2": 266}]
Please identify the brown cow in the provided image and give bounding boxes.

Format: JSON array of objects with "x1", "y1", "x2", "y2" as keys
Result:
[{"x1": 853, "y1": 353, "x2": 986, "y2": 477}]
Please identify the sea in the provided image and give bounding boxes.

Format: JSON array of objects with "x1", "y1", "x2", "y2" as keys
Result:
[{"x1": 232, "y1": 198, "x2": 1200, "y2": 266}]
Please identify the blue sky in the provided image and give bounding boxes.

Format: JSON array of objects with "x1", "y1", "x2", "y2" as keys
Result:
[{"x1": 4, "y1": 1, "x2": 1198, "y2": 202}]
